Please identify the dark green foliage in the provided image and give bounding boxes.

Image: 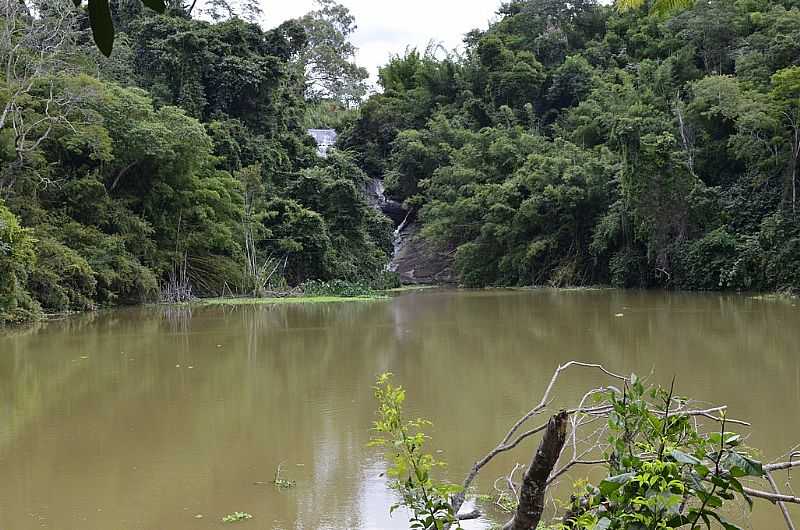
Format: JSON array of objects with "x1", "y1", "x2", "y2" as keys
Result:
[
  {"x1": 265, "y1": 151, "x2": 393, "y2": 284},
  {"x1": 27, "y1": 234, "x2": 98, "y2": 313},
  {"x1": 1, "y1": 1, "x2": 392, "y2": 323},
  {"x1": 300, "y1": 279, "x2": 373, "y2": 297},
  {"x1": 341, "y1": 0, "x2": 800, "y2": 292}
]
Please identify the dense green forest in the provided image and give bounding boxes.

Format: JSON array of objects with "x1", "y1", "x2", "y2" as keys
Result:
[
  {"x1": 342, "y1": 0, "x2": 800, "y2": 290},
  {"x1": 0, "y1": 0, "x2": 391, "y2": 323},
  {"x1": 2, "y1": 0, "x2": 800, "y2": 324}
]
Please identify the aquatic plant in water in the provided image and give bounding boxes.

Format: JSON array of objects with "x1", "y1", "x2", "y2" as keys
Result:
[{"x1": 222, "y1": 512, "x2": 253, "y2": 523}]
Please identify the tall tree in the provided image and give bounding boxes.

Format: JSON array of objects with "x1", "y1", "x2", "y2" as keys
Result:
[
  {"x1": 771, "y1": 66, "x2": 800, "y2": 213},
  {"x1": 295, "y1": 0, "x2": 369, "y2": 106},
  {"x1": 0, "y1": 0, "x2": 82, "y2": 192}
]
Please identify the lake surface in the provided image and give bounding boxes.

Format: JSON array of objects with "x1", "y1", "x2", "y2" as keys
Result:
[{"x1": 0, "y1": 289, "x2": 798, "y2": 530}]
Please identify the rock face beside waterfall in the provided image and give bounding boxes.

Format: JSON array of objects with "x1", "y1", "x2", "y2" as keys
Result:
[
  {"x1": 364, "y1": 177, "x2": 454, "y2": 284},
  {"x1": 390, "y1": 221, "x2": 455, "y2": 284}
]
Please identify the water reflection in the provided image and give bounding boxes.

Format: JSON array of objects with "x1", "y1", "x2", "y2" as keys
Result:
[{"x1": 0, "y1": 289, "x2": 797, "y2": 529}]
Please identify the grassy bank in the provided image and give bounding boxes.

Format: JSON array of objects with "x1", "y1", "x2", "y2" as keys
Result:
[{"x1": 190, "y1": 294, "x2": 389, "y2": 307}]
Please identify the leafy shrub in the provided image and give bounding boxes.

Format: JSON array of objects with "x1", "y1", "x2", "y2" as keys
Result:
[
  {"x1": 375, "y1": 372, "x2": 771, "y2": 530},
  {"x1": 56, "y1": 221, "x2": 158, "y2": 304},
  {"x1": 674, "y1": 228, "x2": 739, "y2": 290},
  {"x1": 0, "y1": 203, "x2": 41, "y2": 323},
  {"x1": 300, "y1": 279, "x2": 374, "y2": 297},
  {"x1": 372, "y1": 270, "x2": 402, "y2": 290},
  {"x1": 370, "y1": 374, "x2": 464, "y2": 530},
  {"x1": 27, "y1": 234, "x2": 97, "y2": 313}
]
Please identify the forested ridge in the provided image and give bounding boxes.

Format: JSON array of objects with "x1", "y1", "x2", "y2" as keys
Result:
[
  {"x1": 0, "y1": 0, "x2": 391, "y2": 323},
  {"x1": 342, "y1": 0, "x2": 800, "y2": 290},
  {"x1": 2, "y1": 0, "x2": 800, "y2": 324}
]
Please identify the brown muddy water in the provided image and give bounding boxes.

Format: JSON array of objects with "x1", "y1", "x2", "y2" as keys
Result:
[{"x1": 0, "y1": 289, "x2": 798, "y2": 530}]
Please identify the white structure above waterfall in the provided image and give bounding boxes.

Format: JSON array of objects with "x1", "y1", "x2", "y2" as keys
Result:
[{"x1": 308, "y1": 129, "x2": 337, "y2": 157}]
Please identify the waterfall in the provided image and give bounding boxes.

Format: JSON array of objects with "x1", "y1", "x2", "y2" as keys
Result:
[
  {"x1": 363, "y1": 177, "x2": 409, "y2": 271},
  {"x1": 362, "y1": 177, "x2": 451, "y2": 284},
  {"x1": 389, "y1": 210, "x2": 413, "y2": 272}
]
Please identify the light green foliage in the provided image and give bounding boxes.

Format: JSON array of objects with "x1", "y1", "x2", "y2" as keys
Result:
[
  {"x1": 563, "y1": 376, "x2": 762, "y2": 530},
  {"x1": 301, "y1": 279, "x2": 374, "y2": 297},
  {"x1": 616, "y1": 0, "x2": 694, "y2": 17},
  {"x1": 373, "y1": 373, "x2": 767, "y2": 530},
  {"x1": 339, "y1": 48, "x2": 461, "y2": 177},
  {"x1": 221, "y1": 512, "x2": 253, "y2": 523},
  {"x1": 272, "y1": 464, "x2": 296, "y2": 489},
  {"x1": 370, "y1": 374, "x2": 464, "y2": 530},
  {"x1": 195, "y1": 294, "x2": 387, "y2": 306},
  {"x1": 419, "y1": 130, "x2": 616, "y2": 287},
  {"x1": 303, "y1": 100, "x2": 359, "y2": 130},
  {"x1": 770, "y1": 66, "x2": 800, "y2": 106},
  {"x1": 0, "y1": 203, "x2": 40, "y2": 323}
]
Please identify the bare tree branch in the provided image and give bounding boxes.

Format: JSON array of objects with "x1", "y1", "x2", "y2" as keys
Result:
[
  {"x1": 742, "y1": 486, "x2": 800, "y2": 505},
  {"x1": 766, "y1": 470, "x2": 797, "y2": 530},
  {"x1": 502, "y1": 411, "x2": 569, "y2": 530},
  {"x1": 452, "y1": 362, "x2": 627, "y2": 514}
]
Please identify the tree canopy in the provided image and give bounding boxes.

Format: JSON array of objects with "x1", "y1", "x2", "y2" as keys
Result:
[
  {"x1": 341, "y1": 0, "x2": 800, "y2": 291},
  {"x1": 0, "y1": 0, "x2": 390, "y2": 323}
]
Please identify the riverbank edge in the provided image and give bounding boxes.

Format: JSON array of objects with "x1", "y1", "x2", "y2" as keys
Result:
[
  {"x1": 2, "y1": 284, "x2": 794, "y2": 328},
  {"x1": 186, "y1": 294, "x2": 390, "y2": 306},
  {"x1": 181, "y1": 285, "x2": 441, "y2": 307}
]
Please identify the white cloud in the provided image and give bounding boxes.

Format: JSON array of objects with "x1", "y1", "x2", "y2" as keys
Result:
[{"x1": 259, "y1": 0, "x2": 502, "y2": 86}]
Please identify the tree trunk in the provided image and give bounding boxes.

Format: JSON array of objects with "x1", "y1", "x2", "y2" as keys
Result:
[{"x1": 502, "y1": 411, "x2": 568, "y2": 530}]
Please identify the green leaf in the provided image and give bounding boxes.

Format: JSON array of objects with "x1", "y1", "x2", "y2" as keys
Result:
[
  {"x1": 689, "y1": 470, "x2": 707, "y2": 493},
  {"x1": 724, "y1": 434, "x2": 741, "y2": 447},
  {"x1": 140, "y1": 0, "x2": 167, "y2": 13},
  {"x1": 721, "y1": 452, "x2": 764, "y2": 477},
  {"x1": 727, "y1": 477, "x2": 753, "y2": 509},
  {"x1": 596, "y1": 517, "x2": 611, "y2": 530},
  {"x1": 667, "y1": 514, "x2": 692, "y2": 527},
  {"x1": 705, "y1": 495, "x2": 723, "y2": 509},
  {"x1": 671, "y1": 449, "x2": 701, "y2": 465},
  {"x1": 88, "y1": 0, "x2": 114, "y2": 57},
  {"x1": 599, "y1": 472, "x2": 635, "y2": 496},
  {"x1": 709, "y1": 512, "x2": 744, "y2": 530}
]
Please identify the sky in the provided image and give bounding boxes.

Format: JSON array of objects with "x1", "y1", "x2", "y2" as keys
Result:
[{"x1": 259, "y1": 0, "x2": 504, "y2": 87}]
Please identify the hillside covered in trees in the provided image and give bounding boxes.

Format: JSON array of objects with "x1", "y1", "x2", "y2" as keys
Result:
[
  {"x1": 3, "y1": 0, "x2": 800, "y2": 324},
  {"x1": 342, "y1": 0, "x2": 800, "y2": 290},
  {"x1": 1, "y1": 0, "x2": 392, "y2": 323}
]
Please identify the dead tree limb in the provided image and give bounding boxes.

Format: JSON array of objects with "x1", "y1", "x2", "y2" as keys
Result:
[
  {"x1": 502, "y1": 411, "x2": 569, "y2": 530},
  {"x1": 766, "y1": 470, "x2": 797, "y2": 530},
  {"x1": 451, "y1": 362, "x2": 627, "y2": 514},
  {"x1": 742, "y1": 486, "x2": 800, "y2": 504}
]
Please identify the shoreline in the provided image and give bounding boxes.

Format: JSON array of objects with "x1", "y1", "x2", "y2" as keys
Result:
[{"x1": 2, "y1": 284, "x2": 795, "y2": 328}]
